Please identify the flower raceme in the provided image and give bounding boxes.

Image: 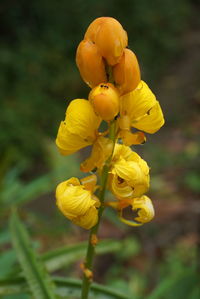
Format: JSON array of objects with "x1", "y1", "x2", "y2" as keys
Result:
[
  {"x1": 56, "y1": 177, "x2": 99, "y2": 229},
  {"x1": 55, "y1": 17, "x2": 164, "y2": 230}
]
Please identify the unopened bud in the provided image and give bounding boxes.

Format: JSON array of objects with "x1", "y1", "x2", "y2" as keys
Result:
[
  {"x1": 113, "y1": 49, "x2": 141, "y2": 95},
  {"x1": 85, "y1": 17, "x2": 128, "y2": 66},
  {"x1": 76, "y1": 40, "x2": 107, "y2": 88},
  {"x1": 89, "y1": 83, "x2": 119, "y2": 121}
]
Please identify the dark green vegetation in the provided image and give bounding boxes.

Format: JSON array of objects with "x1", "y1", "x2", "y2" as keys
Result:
[{"x1": 0, "y1": 0, "x2": 200, "y2": 298}]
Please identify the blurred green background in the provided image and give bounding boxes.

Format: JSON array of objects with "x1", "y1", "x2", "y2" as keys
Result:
[{"x1": 0, "y1": 0, "x2": 200, "y2": 298}]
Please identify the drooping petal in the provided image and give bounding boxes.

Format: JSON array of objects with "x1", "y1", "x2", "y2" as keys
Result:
[
  {"x1": 119, "y1": 130, "x2": 146, "y2": 146},
  {"x1": 56, "y1": 177, "x2": 99, "y2": 229},
  {"x1": 56, "y1": 99, "x2": 101, "y2": 155},
  {"x1": 132, "y1": 196, "x2": 155, "y2": 224},
  {"x1": 120, "y1": 81, "x2": 164, "y2": 134},
  {"x1": 81, "y1": 136, "x2": 113, "y2": 172},
  {"x1": 66, "y1": 99, "x2": 101, "y2": 138},
  {"x1": 118, "y1": 196, "x2": 154, "y2": 226},
  {"x1": 56, "y1": 121, "x2": 91, "y2": 155},
  {"x1": 72, "y1": 206, "x2": 98, "y2": 230}
]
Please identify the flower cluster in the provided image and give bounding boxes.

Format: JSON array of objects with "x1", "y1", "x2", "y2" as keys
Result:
[{"x1": 55, "y1": 17, "x2": 164, "y2": 229}]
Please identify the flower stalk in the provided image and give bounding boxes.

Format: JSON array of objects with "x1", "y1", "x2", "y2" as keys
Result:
[{"x1": 81, "y1": 120, "x2": 116, "y2": 299}]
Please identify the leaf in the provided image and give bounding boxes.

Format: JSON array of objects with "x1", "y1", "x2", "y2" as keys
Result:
[
  {"x1": 146, "y1": 269, "x2": 196, "y2": 299},
  {"x1": 0, "y1": 276, "x2": 132, "y2": 299},
  {"x1": 0, "y1": 249, "x2": 16, "y2": 278},
  {"x1": 42, "y1": 239, "x2": 124, "y2": 272},
  {"x1": 9, "y1": 209, "x2": 56, "y2": 299},
  {"x1": 7, "y1": 238, "x2": 139, "y2": 276}
]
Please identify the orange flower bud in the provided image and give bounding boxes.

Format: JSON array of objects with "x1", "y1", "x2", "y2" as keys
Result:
[
  {"x1": 113, "y1": 49, "x2": 141, "y2": 95},
  {"x1": 84, "y1": 17, "x2": 108, "y2": 41},
  {"x1": 76, "y1": 40, "x2": 107, "y2": 88},
  {"x1": 85, "y1": 17, "x2": 128, "y2": 66},
  {"x1": 89, "y1": 83, "x2": 119, "y2": 121}
]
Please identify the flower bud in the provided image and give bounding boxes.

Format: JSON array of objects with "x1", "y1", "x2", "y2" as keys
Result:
[
  {"x1": 76, "y1": 40, "x2": 107, "y2": 88},
  {"x1": 89, "y1": 83, "x2": 119, "y2": 121},
  {"x1": 85, "y1": 17, "x2": 128, "y2": 66},
  {"x1": 113, "y1": 49, "x2": 141, "y2": 95},
  {"x1": 56, "y1": 177, "x2": 98, "y2": 229}
]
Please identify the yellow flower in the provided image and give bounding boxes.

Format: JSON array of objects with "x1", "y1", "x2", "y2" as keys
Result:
[
  {"x1": 109, "y1": 144, "x2": 150, "y2": 199},
  {"x1": 89, "y1": 83, "x2": 120, "y2": 121},
  {"x1": 56, "y1": 177, "x2": 99, "y2": 229},
  {"x1": 120, "y1": 80, "x2": 164, "y2": 134},
  {"x1": 119, "y1": 196, "x2": 155, "y2": 226},
  {"x1": 85, "y1": 17, "x2": 128, "y2": 66},
  {"x1": 56, "y1": 99, "x2": 101, "y2": 155}
]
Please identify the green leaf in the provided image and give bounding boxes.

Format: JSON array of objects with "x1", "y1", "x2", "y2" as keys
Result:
[
  {"x1": 9, "y1": 209, "x2": 56, "y2": 299},
  {"x1": 42, "y1": 239, "x2": 124, "y2": 272},
  {"x1": 0, "y1": 276, "x2": 132, "y2": 299},
  {"x1": 0, "y1": 250, "x2": 16, "y2": 278},
  {"x1": 146, "y1": 269, "x2": 196, "y2": 299}
]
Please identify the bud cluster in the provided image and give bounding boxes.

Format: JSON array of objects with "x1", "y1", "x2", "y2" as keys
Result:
[{"x1": 55, "y1": 17, "x2": 165, "y2": 229}]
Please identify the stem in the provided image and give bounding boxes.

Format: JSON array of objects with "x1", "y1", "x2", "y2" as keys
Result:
[{"x1": 81, "y1": 121, "x2": 116, "y2": 299}]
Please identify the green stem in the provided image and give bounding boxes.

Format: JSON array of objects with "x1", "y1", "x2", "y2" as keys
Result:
[{"x1": 81, "y1": 120, "x2": 116, "y2": 299}]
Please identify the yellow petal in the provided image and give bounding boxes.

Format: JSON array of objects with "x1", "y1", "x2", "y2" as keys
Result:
[
  {"x1": 119, "y1": 130, "x2": 146, "y2": 146},
  {"x1": 72, "y1": 206, "x2": 98, "y2": 229},
  {"x1": 109, "y1": 145, "x2": 150, "y2": 199},
  {"x1": 56, "y1": 121, "x2": 91, "y2": 155},
  {"x1": 132, "y1": 196, "x2": 155, "y2": 223},
  {"x1": 56, "y1": 99, "x2": 101, "y2": 155},
  {"x1": 120, "y1": 81, "x2": 164, "y2": 134},
  {"x1": 66, "y1": 99, "x2": 101, "y2": 138},
  {"x1": 81, "y1": 136, "x2": 113, "y2": 172},
  {"x1": 56, "y1": 178, "x2": 97, "y2": 220},
  {"x1": 118, "y1": 196, "x2": 154, "y2": 226},
  {"x1": 80, "y1": 174, "x2": 97, "y2": 192}
]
